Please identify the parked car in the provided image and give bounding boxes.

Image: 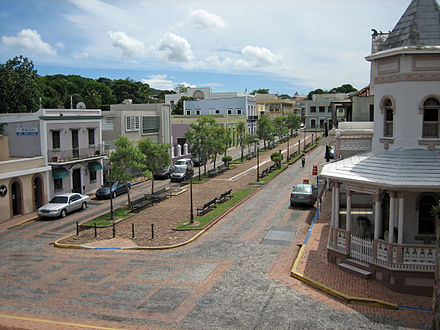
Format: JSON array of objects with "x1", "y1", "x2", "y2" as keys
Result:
[
  {"x1": 153, "y1": 165, "x2": 175, "y2": 179},
  {"x1": 37, "y1": 193, "x2": 90, "y2": 218},
  {"x1": 95, "y1": 181, "x2": 130, "y2": 199},
  {"x1": 170, "y1": 166, "x2": 190, "y2": 182},
  {"x1": 191, "y1": 155, "x2": 204, "y2": 167},
  {"x1": 174, "y1": 158, "x2": 193, "y2": 169},
  {"x1": 290, "y1": 183, "x2": 318, "y2": 207}
]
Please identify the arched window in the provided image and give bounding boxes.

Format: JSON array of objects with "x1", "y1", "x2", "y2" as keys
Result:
[
  {"x1": 383, "y1": 99, "x2": 393, "y2": 137},
  {"x1": 418, "y1": 195, "x2": 437, "y2": 235},
  {"x1": 422, "y1": 98, "x2": 439, "y2": 138}
]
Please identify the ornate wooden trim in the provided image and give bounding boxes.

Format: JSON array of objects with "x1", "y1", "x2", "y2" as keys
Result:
[
  {"x1": 379, "y1": 137, "x2": 394, "y2": 150},
  {"x1": 418, "y1": 139, "x2": 440, "y2": 150},
  {"x1": 375, "y1": 72, "x2": 440, "y2": 84}
]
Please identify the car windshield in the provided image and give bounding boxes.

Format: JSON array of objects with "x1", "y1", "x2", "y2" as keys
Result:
[
  {"x1": 174, "y1": 167, "x2": 186, "y2": 173},
  {"x1": 49, "y1": 196, "x2": 68, "y2": 204},
  {"x1": 293, "y1": 185, "x2": 312, "y2": 193},
  {"x1": 175, "y1": 160, "x2": 186, "y2": 166}
]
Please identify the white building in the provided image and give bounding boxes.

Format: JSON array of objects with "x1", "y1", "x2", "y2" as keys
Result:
[{"x1": 321, "y1": 0, "x2": 440, "y2": 296}]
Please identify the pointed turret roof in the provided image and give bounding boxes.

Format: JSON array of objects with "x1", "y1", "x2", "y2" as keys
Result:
[{"x1": 380, "y1": 0, "x2": 440, "y2": 51}]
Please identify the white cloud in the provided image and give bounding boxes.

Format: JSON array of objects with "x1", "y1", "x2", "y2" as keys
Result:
[
  {"x1": 177, "y1": 82, "x2": 196, "y2": 89},
  {"x1": 2, "y1": 29, "x2": 57, "y2": 56},
  {"x1": 108, "y1": 31, "x2": 146, "y2": 57},
  {"x1": 142, "y1": 74, "x2": 175, "y2": 90},
  {"x1": 72, "y1": 51, "x2": 89, "y2": 59},
  {"x1": 237, "y1": 46, "x2": 282, "y2": 68},
  {"x1": 55, "y1": 42, "x2": 65, "y2": 50},
  {"x1": 157, "y1": 32, "x2": 194, "y2": 63},
  {"x1": 190, "y1": 9, "x2": 226, "y2": 30}
]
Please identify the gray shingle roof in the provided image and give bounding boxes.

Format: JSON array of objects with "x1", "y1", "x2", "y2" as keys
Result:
[
  {"x1": 320, "y1": 149, "x2": 440, "y2": 189},
  {"x1": 380, "y1": 0, "x2": 440, "y2": 51}
]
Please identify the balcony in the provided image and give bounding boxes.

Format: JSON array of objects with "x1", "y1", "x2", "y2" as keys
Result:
[
  {"x1": 48, "y1": 145, "x2": 107, "y2": 163},
  {"x1": 247, "y1": 115, "x2": 258, "y2": 122}
]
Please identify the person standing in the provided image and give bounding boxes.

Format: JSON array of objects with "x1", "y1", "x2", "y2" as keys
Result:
[{"x1": 301, "y1": 154, "x2": 305, "y2": 167}]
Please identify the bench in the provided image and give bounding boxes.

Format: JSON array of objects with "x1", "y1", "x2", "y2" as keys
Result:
[
  {"x1": 144, "y1": 187, "x2": 170, "y2": 203},
  {"x1": 131, "y1": 196, "x2": 153, "y2": 213},
  {"x1": 217, "y1": 164, "x2": 228, "y2": 174},
  {"x1": 216, "y1": 189, "x2": 232, "y2": 204},
  {"x1": 196, "y1": 198, "x2": 217, "y2": 216},
  {"x1": 208, "y1": 168, "x2": 219, "y2": 177},
  {"x1": 260, "y1": 168, "x2": 269, "y2": 178}
]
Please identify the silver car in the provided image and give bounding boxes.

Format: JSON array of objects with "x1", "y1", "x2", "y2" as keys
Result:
[
  {"x1": 37, "y1": 193, "x2": 90, "y2": 218},
  {"x1": 290, "y1": 184, "x2": 318, "y2": 207}
]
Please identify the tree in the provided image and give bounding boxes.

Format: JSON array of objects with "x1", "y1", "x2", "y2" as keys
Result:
[
  {"x1": 109, "y1": 136, "x2": 146, "y2": 205},
  {"x1": 138, "y1": 137, "x2": 171, "y2": 194},
  {"x1": 250, "y1": 89, "x2": 269, "y2": 95},
  {"x1": 175, "y1": 83, "x2": 189, "y2": 93},
  {"x1": 286, "y1": 112, "x2": 301, "y2": 136},
  {"x1": 270, "y1": 151, "x2": 283, "y2": 168},
  {"x1": 257, "y1": 114, "x2": 273, "y2": 149},
  {"x1": 330, "y1": 84, "x2": 357, "y2": 94},
  {"x1": 235, "y1": 122, "x2": 247, "y2": 162},
  {"x1": 307, "y1": 88, "x2": 327, "y2": 100},
  {"x1": 0, "y1": 55, "x2": 40, "y2": 113},
  {"x1": 273, "y1": 116, "x2": 288, "y2": 141},
  {"x1": 173, "y1": 96, "x2": 194, "y2": 115}
]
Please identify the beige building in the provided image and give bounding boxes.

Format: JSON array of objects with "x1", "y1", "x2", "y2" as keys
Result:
[{"x1": 256, "y1": 94, "x2": 295, "y2": 119}]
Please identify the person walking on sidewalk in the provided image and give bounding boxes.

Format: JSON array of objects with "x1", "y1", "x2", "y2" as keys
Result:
[{"x1": 301, "y1": 154, "x2": 305, "y2": 167}]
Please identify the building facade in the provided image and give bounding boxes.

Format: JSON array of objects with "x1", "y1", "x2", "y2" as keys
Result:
[
  {"x1": 255, "y1": 94, "x2": 295, "y2": 119},
  {"x1": 321, "y1": 0, "x2": 440, "y2": 296},
  {"x1": 164, "y1": 87, "x2": 246, "y2": 107},
  {"x1": 305, "y1": 93, "x2": 348, "y2": 131}
]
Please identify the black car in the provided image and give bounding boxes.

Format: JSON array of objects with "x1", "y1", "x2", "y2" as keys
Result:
[
  {"x1": 169, "y1": 166, "x2": 189, "y2": 182},
  {"x1": 95, "y1": 181, "x2": 130, "y2": 199},
  {"x1": 153, "y1": 165, "x2": 175, "y2": 179}
]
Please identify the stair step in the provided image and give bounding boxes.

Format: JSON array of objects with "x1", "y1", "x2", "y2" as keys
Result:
[
  {"x1": 345, "y1": 258, "x2": 369, "y2": 268},
  {"x1": 338, "y1": 262, "x2": 372, "y2": 279}
]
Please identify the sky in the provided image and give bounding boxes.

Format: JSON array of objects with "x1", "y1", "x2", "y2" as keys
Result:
[{"x1": 0, "y1": 0, "x2": 412, "y2": 95}]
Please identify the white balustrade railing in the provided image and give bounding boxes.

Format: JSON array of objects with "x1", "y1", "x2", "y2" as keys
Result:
[{"x1": 350, "y1": 235, "x2": 373, "y2": 263}]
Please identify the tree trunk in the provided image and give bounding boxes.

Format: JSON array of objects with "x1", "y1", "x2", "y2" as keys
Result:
[{"x1": 151, "y1": 178, "x2": 155, "y2": 194}]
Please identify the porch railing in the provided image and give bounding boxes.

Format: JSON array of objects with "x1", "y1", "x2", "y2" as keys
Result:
[
  {"x1": 350, "y1": 235, "x2": 373, "y2": 263},
  {"x1": 48, "y1": 144, "x2": 107, "y2": 163}
]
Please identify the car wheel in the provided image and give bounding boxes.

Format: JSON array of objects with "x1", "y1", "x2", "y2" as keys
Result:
[
  {"x1": 81, "y1": 202, "x2": 87, "y2": 210},
  {"x1": 290, "y1": 202, "x2": 294, "y2": 208},
  {"x1": 60, "y1": 209, "x2": 67, "y2": 218}
]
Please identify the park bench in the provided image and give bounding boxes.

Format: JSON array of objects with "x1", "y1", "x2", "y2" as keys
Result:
[
  {"x1": 196, "y1": 198, "x2": 217, "y2": 216},
  {"x1": 208, "y1": 168, "x2": 219, "y2": 178},
  {"x1": 217, "y1": 164, "x2": 228, "y2": 174},
  {"x1": 260, "y1": 168, "x2": 269, "y2": 178},
  {"x1": 131, "y1": 196, "x2": 153, "y2": 213},
  {"x1": 144, "y1": 187, "x2": 170, "y2": 203},
  {"x1": 216, "y1": 189, "x2": 232, "y2": 204}
]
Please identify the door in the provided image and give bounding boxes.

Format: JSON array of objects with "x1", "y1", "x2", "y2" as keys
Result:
[
  {"x1": 72, "y1": 168, "x2": 81, "y2": 193},
  {"x1": 33, "y1": 176, "x2": 43, "y2": 210},
  {"x1": 11, "y1": 180, "x2": 22, "y2": 216},
  {"x1": 72, "y1": 129, "x2": 79, "y2": 158}
]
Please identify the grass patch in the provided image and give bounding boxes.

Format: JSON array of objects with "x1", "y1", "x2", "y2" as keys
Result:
[
  {"x1": 82, "y1": 206, "x2": 131, "y2": 227},
  {"x1": 175, "y1": 188, "x2": 255, "y2": 230},
  {"x1": 249, "y1": 165, "x2": 287, "y2": 184}
]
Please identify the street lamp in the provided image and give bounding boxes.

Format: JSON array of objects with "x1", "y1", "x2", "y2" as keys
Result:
[
  {"x1": 108, "y1": 161, "x2": 114, "y2": 220},
  {"x1": 187, "y1": 164, "x2": 194, "y2": 223},
  {"x1": 287, "y1": 134, "x2": 290, "y2": 160},
  {"x1": 256, "y1": 142, "x2": 260, "y2": 182}
]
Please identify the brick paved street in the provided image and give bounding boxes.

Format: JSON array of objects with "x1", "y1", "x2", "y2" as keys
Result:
[{"x1": 0, "y1": 135, "x2": 433, "y2": 329}]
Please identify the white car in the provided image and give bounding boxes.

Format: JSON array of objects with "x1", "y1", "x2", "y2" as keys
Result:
[
  {"x1": 37, "y1": 193, "x2": 90, "y2": 218},
  {"x1": 174, "y1": 158, "x2": 193, "y2": 169}
]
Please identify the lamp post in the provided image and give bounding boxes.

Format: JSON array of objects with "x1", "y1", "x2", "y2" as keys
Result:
[
  {"x1": 256, "y1": 142, "x2": 260, "y2": 182},
  {"x1": 108, "y1": 161, "x2": 114, "y2": 220},
  {"x1": 287, "y1": 134, "x2": 290, "y2": 160},
  {"x1": 187, "y1": 164, "x2": 194, "y2": 223}
]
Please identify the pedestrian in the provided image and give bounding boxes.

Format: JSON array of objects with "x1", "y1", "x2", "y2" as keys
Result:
[{"x1": 301, "y1": 154, "x2": 305, "y2": 167}]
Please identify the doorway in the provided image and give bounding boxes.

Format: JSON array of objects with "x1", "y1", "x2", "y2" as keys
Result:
[
  {"x1": 72, "y1": 129, "x2": 79, "y2": 158},
  {"x1": 72, "y1": 168, "x2": 81, "y2": 193},
  {"x1": 33, "y1": 176, "x2": 43, "y2": 210},
  {"x1": 11, "y1": 180, "x2": 22, "y2": 216}
]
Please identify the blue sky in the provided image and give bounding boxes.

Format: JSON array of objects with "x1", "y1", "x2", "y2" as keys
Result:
[{"x1": 0, "y1": 0, "x2": 411, "y2": 95}]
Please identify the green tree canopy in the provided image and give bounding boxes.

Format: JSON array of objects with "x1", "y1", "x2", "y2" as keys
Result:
[
  {"x1": 0, "y1": 55, "x2": 40, "y2": 113},
  {"x1": 257, "y1": 114, "x2": 273, "y2": 149},
  {"x1": 250, "y1": 89, "x2": 269, "y2": 95},
  {"x1": 286, "y1": 112, "x2": 301, "y2": 136}
]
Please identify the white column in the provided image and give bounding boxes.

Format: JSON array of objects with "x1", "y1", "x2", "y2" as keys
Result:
[
  {"x1": 335, "y1": 183, "x2": 340, "y2": 229},
  {"x1": 374, "y1": 194, "x2": 382, "y2": 239},
  {"x1": 388, "y1": 191, "x2": 396, "y2": 243},
  {"x1": 346, "y1": 190, "x2": 352, "y2": 232},
  {"x1": 183, "y1": 143, "x2": 188, "y2": 155},
  {"x1": 397, "y1": 192, "x2": 405, "y2": 244},
  {"x1": 171, "y1": 146, "x2": 175, "y2": 159},
  {"x1": 177, "y1": 144, "x2": 182, "y2": 157},
  {"x1": 330, "y1": 184, "x2": 335, "y2": 227}
]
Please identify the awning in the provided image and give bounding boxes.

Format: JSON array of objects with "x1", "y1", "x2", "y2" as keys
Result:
[
  {"x1": 88, "y1": 162, "x2": 103, "y2": 171},
  {"x1": 52, "y1": 168, "x2": 69, "y2": 179}
]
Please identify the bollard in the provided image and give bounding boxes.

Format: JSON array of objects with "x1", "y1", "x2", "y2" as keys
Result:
[
  {"x1": 112, "y1": 222, "x2": 115, "y2": 238},
  {"x1": 151, "y1": 223, "x2": 154, "y2": 239},
  {"x1": 94, "y1": 223, "x2": 97, "y2": 237},
  {"x1": 76, "y1": 222, "x2": 79, "y2": 236},
  {"x1": 132, "y1": 223, "x2": 135, "y2": 238}
]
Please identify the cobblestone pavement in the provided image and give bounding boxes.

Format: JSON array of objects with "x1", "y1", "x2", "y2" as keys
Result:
[{"x1": 0, "y1": 135, "x2": 433, "y2": 329}]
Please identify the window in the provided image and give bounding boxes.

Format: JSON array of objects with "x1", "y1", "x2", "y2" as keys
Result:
[
  {"x1": 310, "y1": 106, "x2": 316, "y2": 113},
  {"x1": 369, "y1": 104, "x2": 374, "y2": 121},
  {"x1": 90, "y1": 169, "x2": 97, "y2": 182},
  {"x1": 237, "y1": 109, "x2": 242, "y2": 115},
  {"x1": 422, "y1": 98, "x2": 439, "y2": 138},
  {"x1": 319, "y1": 106, "x2": 325, "y2": 113},
  {"x1": 142, "y1": 116, "x2": 160, "y2": 135},
  {"x1": 196, "y1": 110, "x2": 201, "y2": 115},
  {"x1": 418, "y1": 195, "x2": 437, "y2": 235},
  {"x1": 125, "y1": 115, "x2": 140, "y2": 132},
  {"x1": 320, "y1": 119, "x2": 325, "y2": 128},
  {"x1": 311, "y1": 119, "x2": 316, "y2": 128},
  {"x1": 54, "y1": 178, "x2": 63, "y2": 191},
  {"x1": 52, "y1": 130, "x2": 60, "y2": 149},
  {"x1": 383, "y1": 99, "x2": 393, "y2": 137},
  {"x1": 328, "y1": 106, "x2": 332, "y2": 113},
  {"x1": 88, "y1": 128, "x2": 95, "y2": 146},
  {"x1": 186, "y1": 110, "x2": 191, "y2": 115},
  {"x1": 227, "y1": 109, "x2": 232, "y2": 115},
  {"x1": 215, "y1": 109, "x2": 220, "y2": 114}
]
